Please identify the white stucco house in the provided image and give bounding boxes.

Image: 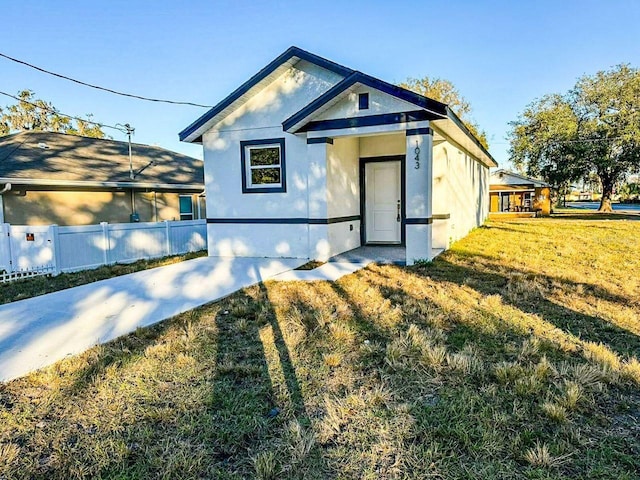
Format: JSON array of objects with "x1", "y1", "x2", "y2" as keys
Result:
[{"x1": 180, "y1": 46, "x2": 497, "y2": 265}]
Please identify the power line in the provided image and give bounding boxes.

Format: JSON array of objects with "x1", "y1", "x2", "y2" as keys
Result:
[
  {"x1": 0, "y1": 90, "x2": 126, "y2": 133},
  {"x1": 0, "y1": 52, "x2": 212, "y2": 108}
]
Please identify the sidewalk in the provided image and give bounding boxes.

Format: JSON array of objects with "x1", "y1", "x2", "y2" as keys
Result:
[{"x1": 0, "y1": 256, "x2": 303, "y2": 382}]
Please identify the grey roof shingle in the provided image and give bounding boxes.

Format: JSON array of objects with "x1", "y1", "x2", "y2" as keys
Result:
[{"x1": 0, "y1": 131, "x2": 204, "y2": 186}]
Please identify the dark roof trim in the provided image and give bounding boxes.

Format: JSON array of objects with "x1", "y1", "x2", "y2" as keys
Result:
[
  {"x1": 406, "y1": 127, "x2": 433, "y2": 136},
  {"x1": 306, "y1": 137, "x2": 334, "y2": 145},
  {"x1": 443, "y1": 106, "x2": 495, "y2": 165},
  {"x1": 207, "y1": 215, "x2": 360, "y2": 225},
  {"x1": 283, "y1": 71, "x2": 448, "y2": 132},
  {"x1": 298, "y1": 110, "x2": 440, "y2": 133},
  {"x1": 179, "y1": 46, "x2": 354, "y2": 142}
]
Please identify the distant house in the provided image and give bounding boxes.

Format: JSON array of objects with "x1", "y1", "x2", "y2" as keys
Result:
[
  {"x1": 489, "y1": 169, "x2": 551, "y2": 216},
  {"x1": 180, "y1": 46, "x2": 497, "y2": 265},
  {"x1": 0, "y1": 131, "x2": 205, "y2": 225}
]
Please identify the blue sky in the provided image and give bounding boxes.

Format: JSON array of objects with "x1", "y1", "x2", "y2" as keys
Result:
[{"x1": 1, "y1": 0, "x2": 639, "y2": 167}]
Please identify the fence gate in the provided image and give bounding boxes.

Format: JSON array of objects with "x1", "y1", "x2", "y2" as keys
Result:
[{"x1": 8, "y1": 225, "x2": 56, "y2": 272}]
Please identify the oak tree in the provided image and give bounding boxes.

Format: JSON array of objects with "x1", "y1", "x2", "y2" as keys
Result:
[
  {"x1": 509, "y1": 64, "x2": 640, "y2": 212},
  {"x1": 0, "y1": 90, "x2": 106, "y2": 138},
  {"x1": 400, "y1": 77, "x2": 489, "y2": 149}
]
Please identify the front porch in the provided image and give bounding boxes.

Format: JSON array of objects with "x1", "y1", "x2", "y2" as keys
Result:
[
  {"x1": 309, "y1": 125, "x2": 439, "y2": 265},
  {"x1": 329, "y1": 245, "x2": 406, "y2": 265},
  {"x1": 272, "y1": 245, "x2": 445, "y2": 282}
]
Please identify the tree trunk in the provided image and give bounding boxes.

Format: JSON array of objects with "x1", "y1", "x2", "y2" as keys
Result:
[{"x1": 599, "y1": 180, "x2": 614, "y2": 212}]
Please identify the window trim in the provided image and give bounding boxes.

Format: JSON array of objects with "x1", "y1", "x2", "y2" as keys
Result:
[
  {"x1": 240, "y1": 138, "x2": 287, "y2": 194},
  {"x1": 179, "y1": 194, "x2": 194, "y2": 220}
]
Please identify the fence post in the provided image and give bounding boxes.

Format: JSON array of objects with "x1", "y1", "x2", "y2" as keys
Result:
[
  {"x1": 100, "y1": 222, "x2": 110, "y2": 266},
  {"x1": 50, "y1": 224, "x2": 61, "y2": 275},
  {"x1": 0, "y1": 223, "x2": 10, "y2": 273},
  {"x1": 165, "y1": 220, "x2": 171, "y2": 256}
]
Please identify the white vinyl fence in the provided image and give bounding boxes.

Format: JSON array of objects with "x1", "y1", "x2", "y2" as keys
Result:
[{"x1": 0, "y1": 220, "x2": 206, "y2": 280}]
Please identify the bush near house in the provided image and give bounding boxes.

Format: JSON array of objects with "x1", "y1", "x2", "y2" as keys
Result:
[{"x1": 0, "y1": 218, "x2": 639, "y2": 479}]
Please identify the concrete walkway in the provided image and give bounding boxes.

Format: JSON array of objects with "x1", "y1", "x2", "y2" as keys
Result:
[
  {"x1": 271, "y1": 246, "x2": 402, "y2": 282},
  {"x1": 272, "y1": 245, "x2": 445, "y2": 282},
  {"x1": 0, "y1": 256, "x2": 304, "y2": 382},
  {"x1": 272, "y1": 260, "x2": 373, "y2": 282}
]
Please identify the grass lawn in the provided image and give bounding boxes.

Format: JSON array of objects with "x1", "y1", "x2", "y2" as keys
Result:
[
  {"x1": 1, "y1": 217, "x2": 639, "y2": 479},
  {"x1": 0, "y1": 251, "x2": 206, "y2": 305}
]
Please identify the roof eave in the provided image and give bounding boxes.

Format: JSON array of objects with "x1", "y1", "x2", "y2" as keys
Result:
[
  {"x1": 443, "y1": 107, "x2": 497, "y2": 168},
  {"x1": 491, "y1": 169, "x2": 550, "y2": 187},
  {"x1": 0, "y1": 177, "x2": 204, "y2": 191}
]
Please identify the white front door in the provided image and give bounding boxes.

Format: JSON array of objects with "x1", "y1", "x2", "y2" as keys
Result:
[{"x1": 365, "y1": 161, "x2": 401, "y2": 243}]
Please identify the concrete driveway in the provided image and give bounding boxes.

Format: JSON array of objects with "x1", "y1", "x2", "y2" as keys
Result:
[{"x1": 0, "y1": 256, "x2": 304, "y2": 382}]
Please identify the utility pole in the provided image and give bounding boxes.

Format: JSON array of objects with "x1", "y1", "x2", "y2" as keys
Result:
[
  {"x1": 116, "y1": 123, "x2": 135, "y2": 179},
  {"x1": 116, "y1": 123, "x2": 138, "y2": 221},
  {"x1": 124, "y1": 124, "x2": 135, "y2": 179}
]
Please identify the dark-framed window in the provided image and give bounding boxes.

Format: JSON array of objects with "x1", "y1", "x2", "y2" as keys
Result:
[
  {"x1": 179, "y1": 195, "x2": 194, "y2": 220},
  {"x1": 358, "y1": 93, "x2": 369, "y2": 110},
  {"x1": 240, "y1": 138, "x2": 286, "y2": 193}
]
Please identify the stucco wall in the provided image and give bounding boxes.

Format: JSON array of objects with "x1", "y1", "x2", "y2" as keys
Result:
[
  {"x1": 316, "y1": 85, "x2": 419, "y2": 121},
  {"x1": 327, "y1": 137, "x2": 360, "y2": 218},
  {"x1": 326, "y1": 137, "x2": 361, "y2": 256},
  {"x1": 203, "y1": 60, "x2": 346, "y2": 258},
  {"x1": 433, "y1": 137, "x2": 489, "y2": 245},
  {"x1": 359, "y1": 134, "x2": 405, "y2": 158},
  {"x1": 2, "y1": 190, "x2": 197, "y2": 225},
  {"x1": 198, "y1": 57, "x2": 490, "y2": 261},
  {"x1": 4, "y1": 191, "x2": 131, "y2": 225}
]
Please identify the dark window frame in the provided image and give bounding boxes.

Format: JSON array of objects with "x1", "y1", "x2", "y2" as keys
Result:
[
  {"x1": 358, "y1": 92, "x2": 369, "y2": 110},
  {"x1": 240, "y1": 138, "x2": 287, "y2": 194}
]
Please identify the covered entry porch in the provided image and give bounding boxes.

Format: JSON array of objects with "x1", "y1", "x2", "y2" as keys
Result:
[{"x1": 304, "y1": 123, "x2": 439, "y2": 266}]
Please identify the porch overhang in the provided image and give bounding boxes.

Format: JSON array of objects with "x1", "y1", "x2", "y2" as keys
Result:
[
  {"x1": 282, "y1": 71, "x2": 448, "y2": 133},
  {"x1": 283, "y1": 72, "x2": 497, "y2": 168}
]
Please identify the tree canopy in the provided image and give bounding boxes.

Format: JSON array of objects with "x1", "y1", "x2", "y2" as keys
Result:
[
  {"x1": 509, "y1": 64, "x2": 640, "y2": 211},
  {"x1": 0, "y1": 90, "x2": 106, "y2": 138},
  {"x1": 399, "y1": 77, "x2": 489, "y2": 149}
]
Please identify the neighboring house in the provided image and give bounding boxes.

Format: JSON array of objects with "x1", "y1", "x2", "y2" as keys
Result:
[
  {"x1": 180, "y1": 46, "x2": 497, "y2": 265},
  {"x1": 489, "y1": 169, "x2": 551, "y2": 216},
  {"x1": 0, "y1": 131, "x2": 205, "y2": 225}
]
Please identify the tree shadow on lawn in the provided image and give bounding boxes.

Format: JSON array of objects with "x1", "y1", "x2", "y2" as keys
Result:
[
  {"x1": 401, "y1": 257, "x2": 640, "y2": 358},
  {"x1": 440, "y1": 252, "x2": 636, "y2": 314},
  {"x1": 0, "y1": 281, "x2": 331, "y2": 479},
  {"x1": 319, "y1": 265, "x2": 640, "y2": 479},
  {"x1": 201, "y1": 282, "x2": 329, "y2": 477},
  {"x1": 551, "y1": 212, "x2": 640, "y2": 221}
]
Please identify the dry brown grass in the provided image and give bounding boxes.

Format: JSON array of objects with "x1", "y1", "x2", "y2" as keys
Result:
[{"x1": 0, "y1": 217, "x2": 639, "y2": 479}]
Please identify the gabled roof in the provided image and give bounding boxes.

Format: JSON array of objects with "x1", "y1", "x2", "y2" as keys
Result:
[
  {"x1": 179, "y1": 46, "x2": 497, "y2": 167},
  {"x1": 282, "y1": 71, "x2": 448, "y2": 132},
  {"x1": 179, "y1": 46, "x2": 354, "y2": 143},
  {"x1": 0, "y1": 131, "x2": 204, "y2": 190},
  {"x1": 490, "y1": 169, "x2": 550, "y2": 187}
]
